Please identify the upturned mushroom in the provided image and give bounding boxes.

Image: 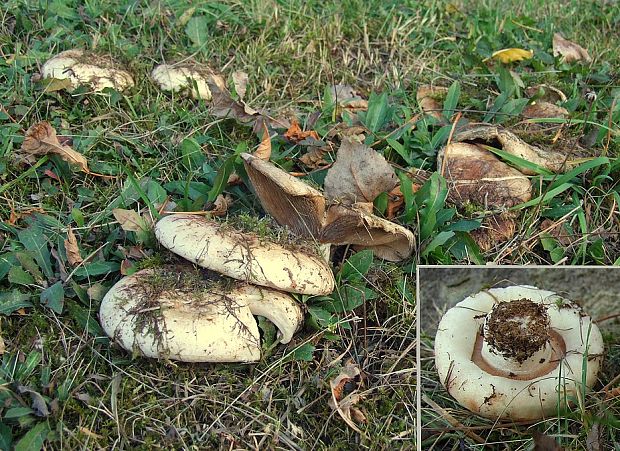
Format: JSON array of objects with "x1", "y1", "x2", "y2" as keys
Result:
[
  {"x1": 434, "y1": 285, "x2": 604, "y2": 421},
  {"x1": 100, "y1": 266, "x2": 303, "y2": 362},
  {"x1": 241, "y1": 152, "x2": 415, "y2": 262},
  {"x1": 41, "y1": 49, "x2": 134, "y2": 92}
]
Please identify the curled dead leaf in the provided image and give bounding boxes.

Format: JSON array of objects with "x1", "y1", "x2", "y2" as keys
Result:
[
  {"x1": 331, "y1": 85, "x2": 368, "y2": 111},
  {"x1": 299, "y1": 147, "x2": 328, "y2": 169},
  {"x1": 209, "y1": 194, "x2": 232, "y2": 217},
  {"x1": 416, "y1": 85, "x2": 448, "y2": 120},
  {"x1": 324, "y1": 139, "x2": 397, "y2": 204},
  {"x1": 254, "y1": 122, "x2": 271, "y2": 160},
  {"x1": 284, "y1": 118, "x2": 320, "y2": 143},
  {"x1": 20, "y1": 121, "x2": 89, "y2": 172},
  {"x1": 64, "y1": 226, "x2": 83, "y2": 266},
  {"x1": 328, "y1": 361, "x2": 367, "y2": 435},
  {"x1": 552, "y1": 33, "x2": 592, "y2": 63}
]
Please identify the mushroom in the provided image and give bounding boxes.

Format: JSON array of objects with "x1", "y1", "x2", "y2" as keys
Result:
[
  {"x1": 151, "y1": 63, "x2": 226, "y2": 100},
  {"x1": 41, "y1": 49, "x2": 134, "y2": 92},
  {"x1": 100, "y1": 266, "x2": 303, "y2": 362},
  {"x1": 154, "y1": 213, "x2": 335, "y2": 296},
  {"x1": 241, "y1": 152, "x2": 415, "y2": 262},
  {"x1": 434, "y1": 285, "x2": 604, "y2": 421}
]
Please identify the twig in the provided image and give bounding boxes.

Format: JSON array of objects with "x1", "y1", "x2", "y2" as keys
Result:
[{"x1": 440, "y1": 111, "x2": 462, "y2": 177}]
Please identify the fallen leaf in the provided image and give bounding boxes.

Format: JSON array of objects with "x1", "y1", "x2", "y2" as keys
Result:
[
  {"x1": 43, "y1": 169, "x2": 60, "y2": 181},
  {"x1": 120, "y1": 259, "x2": 133, "y2": 275},
  {"x1": 20, "y1": 121, "x2": 89, "y2": 172},
  {"x1": 489, "y1": 48, "x2": 534, "y2": 64},
  {"x1": 40, "y1": 77, "x2": 73, "y2": 93},
  {"x1": 328, "y1": 361, "x2": 367, "y2": 436},
  {"x1": 7, "y1": 207, "x2": 46, "y2": 225},
  {"x1": 525, "y1": 84, "x2": 567, "y2": 103},
  {"x1": 232, "y1": 70, "x2": 249, "y2": 100},
  {"x1": 284, "y1": 118, "x2": 320, "y2": 143},
  {"x1": 209, "y1": 194, "x2": 232, "y2": 216},
  {"x1": 324, "y1": 139, "x2": 398, "y2": 204},
  {"x1": 299, "y1": 147, "x2": 328, "y2": 169},
  {"x1": 416, "y1": 85, "x2": 448, "y2": 120},
  {"x1": 523, "y1": 101, "x2": 569, "y2": 119},
  {"x1": 227, "y1": 172, "x2": 242, "y2": 185},
  {"x1": 0, "y1": 335, "x2": 5, "y2": 355},
  {"x1": 254, "y1": 122, "x2": 271, "y2": 160},
  {"x1": 532, "y1": 431, "x2": 564, "y2": 451},
  {"x1": 330, "y1": 85, "x2": 368, "y2": 111},
  {"x1": 64, "y1": 225, "x2": 83, "y2": 266},
  {"x1": 553, "y1": 33, "x2": 591, "y2": 63},
  {"x1": 112, "y1": 209, "x2": 147, "y2": 232},
  {"x1": 470, "y1": 213, "x2": 517, "y2": 252},
  {"x1": 87, "y1": 283, "x2": 107, "y2": 301}
]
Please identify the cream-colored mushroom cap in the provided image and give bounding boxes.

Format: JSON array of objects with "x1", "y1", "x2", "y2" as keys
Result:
[
  {"x1": 434, "y1": 285, "x2": 603, "y2": 421},
  {"x1": 99, "y1": 267, "x2": 304, "y2": 362},
  {"x1": 41, "y1": 49, "x2": 134, "y2": 92},
  {"x1": 151, "y1": 63, "x2": 226, "y2": 100},
  {"x1": 155, "y1": 214, "x2": 335, "y2": 295}
]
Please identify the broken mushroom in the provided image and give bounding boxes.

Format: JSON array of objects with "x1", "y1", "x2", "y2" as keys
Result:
[
  {"x1": 151, "y1": 63, "x2": 226, "y2": 100},
  {"x1": 41, "y1": 49, "x2": 134, "y2": 92},
  {"x1": 155, "y1": 213, "x2": 335, "y2": 295},
  {"x1": 435, "y1": 285, "x2": 603, "y2": 421},
  {"x1": 100, "y1": 266, "x2": 303, "y2": 362}
]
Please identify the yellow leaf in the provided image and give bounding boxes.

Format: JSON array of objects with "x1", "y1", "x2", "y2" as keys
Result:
[{"x1": 489, "y1": 48, "x2": 533, "y2": 64}]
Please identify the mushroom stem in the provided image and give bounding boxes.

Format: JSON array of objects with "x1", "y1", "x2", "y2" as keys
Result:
[{"x1": 480, "y1": 299, "x2": 554, "y2": 375}]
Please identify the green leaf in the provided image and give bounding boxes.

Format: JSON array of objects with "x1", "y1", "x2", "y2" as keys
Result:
[
  {"x1": 17, "y1": 226, "x2": 53, "y2": 279},
  {"x1": 40, "y1": 282, "x2": 64, "y2": 314},
  {"x1": 4, "y1": 407, "x2": 34, "y2": 419},
  {"x1": 14, "y1": 421, "x2": 50, "y2": 451},
  {"x1": 0, "y1": 253, "x2": 18, "y2": 281},
  {"x1": 548, "y1": 157, "x2": 610, "y2": 191},
  {"x1": 73, "y1": 261, "x2": 120, "y2": 278},
  {"x1": 71, "y1": 208, "x2": 84, "y2": 227},
  {"x1": 415, "y1": 172, "x2": 448, "y2": 241},
  {"x1": 443, "y1": 81, "x2": 460, "y2": 118},
  {"x1": 446, "y1": 219, "x2": 481, "y2": 232},
  {"x1": 329, "y1": 286, "x2": 376, "y2": 313},
  {"x1": 398, "y1": 171, "x2": 416, "y2": 223},
  {"x1": 362, "y1": 92, "x2": 390, "y2": 133},
  {"x1": 207, "y1": 143, "x2": 246, "y2": 202},
  {"x1": 146, "y1": 180, "x2": 167, "y2": 205},
  {"x1": 8, "y1": 266, "x2": 34, "y2": 285},
  {"x1": 0, "y1": 422, "x2": 12, "y2": 451},
  {"x1": 339, "y1": 250, "x2": 374, "y2": 283},
  {"x1": 181, "y1": 138, "x2": 206, "y2": 170},
  {"x1": 185, "y1": 15, "x2": 210, "y2": 47},
  {"x1": 15, "y1": 253, "x2": 43, "y2": 282},
  {"x1": 387, "y1": 138, "x2": 413, "y2": 166},
  {"x1": 16, "y1": 351, "x2": 42, "y2": 380},
  {"x1": 66, "y1": 302, "x2": 105, "y2": 338},
  {"x1": 0, "y1": 290, "x2": 32, "y2": 315},
  {"x1": 307, "y1": 305, "x2": 337, "y2": 328},
  {"x1": 421, "y1": 231, "x2": 455, "y2": 257},
  {"x1": 285, "y1": 343, "x2": 315, "y2": 362},
  {"x1": 484, "y1": 145, "x2": 553, "y2": 175}
]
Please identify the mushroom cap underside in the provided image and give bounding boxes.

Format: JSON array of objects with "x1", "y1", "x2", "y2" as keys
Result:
[{"x1": 434, "y1": 285, "x2": 604, "y2": 421}]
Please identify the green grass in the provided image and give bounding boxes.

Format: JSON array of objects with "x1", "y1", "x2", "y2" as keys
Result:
[{"x1": 1, "y1": 0, "x2": 620, "y2": 449}]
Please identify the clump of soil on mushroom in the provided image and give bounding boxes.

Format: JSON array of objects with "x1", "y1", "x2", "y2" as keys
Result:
[{"x1": 483, "y1": 299, "x2": 550, "y2": 363}]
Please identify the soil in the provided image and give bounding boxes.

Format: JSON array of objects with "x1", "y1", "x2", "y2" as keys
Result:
[{"x1": 418, "y1": 266, "x2": 620, "y2": 337}]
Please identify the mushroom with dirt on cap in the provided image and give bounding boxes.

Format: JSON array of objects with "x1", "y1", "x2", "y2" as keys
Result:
[{"x1": 434, "y1": 285, "x2": 604, "y2": 421}]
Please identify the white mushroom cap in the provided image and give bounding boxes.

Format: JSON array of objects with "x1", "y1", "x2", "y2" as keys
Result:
[
  {"x1": 151, "y1": 63, "x2": 226, "y2": 100},
  {"x1": 154, "y1": 214, "x2": 335, "y2": 295},
  {"x1": 100, "y1": 267, "x2": 304, "y2": 362},
  {"x1": 41, "y1": 49, "x2": 134, "y2": 92},
  {"x1": 435, "y1": 285, "x2": 604, "y2": 421}
]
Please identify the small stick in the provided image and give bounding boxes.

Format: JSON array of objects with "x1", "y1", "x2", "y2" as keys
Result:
[{"x1": 440, "y1": 111, "x2": 462, "y2": 177}]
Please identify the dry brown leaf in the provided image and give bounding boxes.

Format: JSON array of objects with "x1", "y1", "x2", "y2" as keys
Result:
[
  {"x1": 328, "y1": 361, "x2": 366, "y2": 436},
  {"x1": 64, "y1": 225, "x2": 83, "y2": 266},
  {"x1": 232, "y1": 71, "x2": 249, "y2": 100},
  {"x1": 209, "y1": 194, "x2": 232, "y2": 217},
  {"x1": 0, "y1": 336, "x2": 5, "y2": 355},
  {"x1": 331, "y1": 85, "x2": 368, "y2": 111},
  {"x1": 254, "y1": 122, "x2": 271, "y2": 160},
  {"x1": 112, "y1": 209, "x2": 146, "y2": 232},
  {"x1": 120, "y1": 259, "x2": 133, "y2": 276},
  {"x1": 523, "y1": 101, "x2": 569, "y2": 119},
  {"x1": 416, "y1": 85, "x2": 447, "y2": 120},
  {"x1": 553, "y1": 33, "x2": 592, "y2": 63},
  {"x1": 324, "y1": 139, "x2": 397, "y2": 204},
  {"x1": 299, "y1": 147, "x2": 328, "y2": 169},
  {"x1": 284, "y1": 118, "x2": 320, "y2": 143},
  {"x1": 470, "y1": 213, "x2": 517, "y2": 252},
  {"x1": 7, "y1": 207, "x2": 46, "y2": 225},
  {"x1": 525, "y1": 84, "x2": 567, "y2": 103},
  {"x1": 20, "y1": 121, "x2": 89, "y2": 172}
]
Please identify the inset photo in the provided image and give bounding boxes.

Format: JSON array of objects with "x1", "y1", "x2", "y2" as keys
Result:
[{"x1": 417, "y1": 266, "x2": 620, "y2": 450}]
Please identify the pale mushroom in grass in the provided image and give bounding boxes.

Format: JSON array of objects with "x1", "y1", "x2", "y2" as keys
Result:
[
  {"x1": 154, "y1": 213, "x2": 335, "y2": 296},
  {"x1": 41, "y1": 49, "x2": 134, "y2": 92},
  {"x1": 99, "y1": 267, "x2": 303, "y2": 362},
  {"x1": 150, "y1": 63, "x2": 227, "y2": 100},
  {"x1": 434, "y1": 285, "x2": 604, "y2": 421}
]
